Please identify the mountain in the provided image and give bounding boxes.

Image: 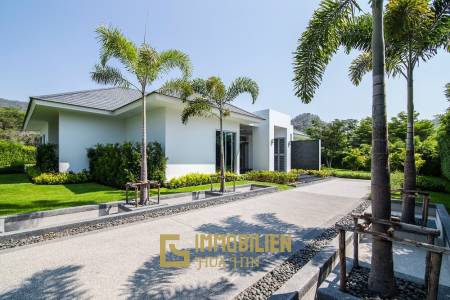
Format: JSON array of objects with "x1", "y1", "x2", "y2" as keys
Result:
[
  {"x1": 0, "y1": 98, "x2": 28, "y2": 111},
  {"x1": 291, "y1": 113, "x2": 324, "y2": 132}
]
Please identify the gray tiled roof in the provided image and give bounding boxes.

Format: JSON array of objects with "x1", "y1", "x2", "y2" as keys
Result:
[
  {"x1": 31, "y1": 87, "x2": 264, "y2": 120},
  {"x1": 32, "y1": 87, "x2": 142, "y2": 111}
]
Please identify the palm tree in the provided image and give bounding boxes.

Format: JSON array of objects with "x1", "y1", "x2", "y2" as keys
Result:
[
  {"x1": 293, "y1": 0, "x2": 396, "y2": 295},
  {"x1": 91, "y1": 25, "x2": 192, "y2": 203},
  {"x1": 160, "y1": 76, "x2": 258, "y2": 193},
  {"x1": 345, "y1": 0, "x2": 449, "y2": 224}
]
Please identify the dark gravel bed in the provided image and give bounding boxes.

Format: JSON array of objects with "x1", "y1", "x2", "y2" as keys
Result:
[
  {"x1": 233, "y1": 199, "x2": 371, "y2": 300},
  {"x1": 0, "y1": 188, "x2": 277, "y2": 251},
  {"x1": 345, "y1": 266, "x2": 426, "y2": 300}
]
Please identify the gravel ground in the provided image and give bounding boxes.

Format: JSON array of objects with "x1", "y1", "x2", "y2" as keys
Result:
[
  {"x1": 0, "y1": 188, "x2": 278, "y2": 251},
  {"x1": 233, "y1": 199, "x2": 371, "y2": 300},
  {"x1": 345, "y1": 266, "x2": 426, "y2": 300}
]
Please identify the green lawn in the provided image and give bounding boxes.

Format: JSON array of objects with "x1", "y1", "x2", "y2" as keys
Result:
[
  {"x1": 392, "y1": 190, "x2": 450, "y2": 211},
  {"x1": 0, "y1": 174, "x2": 292, "y2": 216}
]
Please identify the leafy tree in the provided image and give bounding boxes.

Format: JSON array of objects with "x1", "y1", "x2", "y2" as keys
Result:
[
  {"x1": 351, "y1": 117, "x2": 373, "y2": 146},
  {"x1": 446, "y1": 83, "x2": 450, "y2": 101},
  {"x1": 160, "y1": 76, "x2": 258, "y2": 193},
  {"x1": 345, "y1": 0, "x2": 449, "y2": 223},
  {"x1": 0, "y1": 107, "x2": 24, "y2": 131},
  {"x1": 91, "y1": 26, "x2": 192, "y2": 203},
  {"x1": 293, "y1": 0, "x2": 395, "y2": 294},
  {"x1": 291, "y1": 113, "x2": 324, "y2": 132},
  {"x1": 343, "y1": 144, "x2": 371, "y2": 170}
]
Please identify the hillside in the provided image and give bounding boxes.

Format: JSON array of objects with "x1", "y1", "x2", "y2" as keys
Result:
[{"x1": 0, "y1": 98, "x2": 28, "y2": 111}]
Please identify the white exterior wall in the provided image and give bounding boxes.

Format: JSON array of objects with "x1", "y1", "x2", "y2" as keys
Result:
[
  {"x1": 164, "y1": 107, "x2": 240, "y2": 179},
  {"x1": 58, "y1": 111, "x2": 125, "y2": 172},
  {"x1": 124, "y1": 107, "x2": 166, "y2": 148},
  {"x1": 252, "y1": 109, "x2": 293, "y2": 172}
]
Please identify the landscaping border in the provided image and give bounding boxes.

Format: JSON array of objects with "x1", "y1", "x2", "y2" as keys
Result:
[{"x1": 0, "y1": 185, "x2": 277, "y2": 250}]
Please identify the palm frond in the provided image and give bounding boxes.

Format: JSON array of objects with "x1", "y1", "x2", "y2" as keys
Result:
[
  {"x1": 137, "y1": 44, "x2": 160, "y2": 83},
  {"x1": 340, "y1": 13, "x2": 372, "y2": 53},
  {"x1": 191, "y1": 78, "x2": 209, "y2": 97},
  {"x1": 206, "y1": 77, "x2": 226, "y2": 101},
  {"x1": 181, "y1": 98, "x2": 214, "y2": 124},
  {"x1": 293, "y1": 0, "x2": 357, "y2": 103},
  {"x1": 96, "y1": 25, "x2": 138, "y2": 72},
  {"x1": 158, "y1": 49, "x2": 192, "y2": 79},
  {"x1": 159, "y1": 79, "x2": 193, "y2": 101},
  {"x1": 226, "y1": 77, "x2": 259, "y2": 103},
  {"x1": 91, "y1": 64, "x2": 131, "y2": 88},
  {"x1": 348, "y1": 52, "x2": 372, "y2": 86}
]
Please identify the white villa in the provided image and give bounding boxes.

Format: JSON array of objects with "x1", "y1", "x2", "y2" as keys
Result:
[{"x1": 23, "y1": 87, "x2": 294, "y2": 179}]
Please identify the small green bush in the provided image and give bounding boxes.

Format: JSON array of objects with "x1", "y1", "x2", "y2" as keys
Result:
[
  {"x1": 243, "y1": 170, "x2": 297, "y2": 184},
  {"x1": 168, "y1": 172, "x2": 241, "y2": 189},
  {"x1": 327, "y1": 169, "x2": 371, "y2": 180},
  {"x1": 292, "y1": 169, "x2": 331, "y2": 178},
  {"x1": 87, "y1": 142, "x2": 167, "y2": 188},
  {"x1": 417, "y1": 175, "x2": 450, "y2": 193},
  {"x1": 36, "y1": 144, "x2": 58, "y2": 172},
  {"x1": 0, "y1": 141, "x2": 36, "y2": 167},
  {"x1": 32, "y1": 171, "x2": 90, "y2": 185}
]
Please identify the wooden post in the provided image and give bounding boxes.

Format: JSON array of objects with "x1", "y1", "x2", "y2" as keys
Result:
[
  {"x1": 425, "y1": 234, "x2": 435, "y2": 288},
  {"x1": 427, "y1": 251, "x2": 442, "y2": 300},
  {"x1": 422, "y1": 194, "x2": 430, "y2": 227},
  {"x1": 339, "y1": 228, "x2": 346, "y2": 291},
  {"x1": 157, "y1": 182, "x2": 160, "y2": 204},
  {"x1": 353, "y1": 217, "x2": 359, "y2": 268},
  {"x1": 135, "y1": 186, "x2": 138, "y2": 207}
]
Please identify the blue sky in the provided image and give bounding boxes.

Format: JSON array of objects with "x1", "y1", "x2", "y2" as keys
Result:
[{"x1": 0, "y1": 0, "x2": 448, "y2": 121}]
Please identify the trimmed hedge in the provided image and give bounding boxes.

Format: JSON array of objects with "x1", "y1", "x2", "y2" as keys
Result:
[
  {"x1": 36, "y1": 143, "x2": 58, "y2": 172},
  {"x1": 0, "y1": 141, "x2": 36, "y2": 167},
  {"x1": 87, "y1": 142, "x2": 167, "y2": 188},
  {"x1": 25, "y1": 165, "x2": 90, "y2": 185},
  {"x1": 168, "y1": 172, "x2": 241, "y2": 189},
  {"x1": 292, "y1": 169, "x2": 331, "y2": 178},
  {"x1": 243, "y1": 170, "x2": 298, "y2": 184},
  {"x1": 33, "y1": 171, "x2": 90, "y2": 185}
]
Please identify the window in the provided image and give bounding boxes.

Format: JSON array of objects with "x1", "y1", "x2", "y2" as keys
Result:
[{"x1": 216, "y1": 131, "x2": 236, "y2": 172}]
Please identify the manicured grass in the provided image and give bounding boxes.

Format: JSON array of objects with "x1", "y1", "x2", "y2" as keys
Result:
[
  {"x1": 0, "y1": 174, "x2": 292, "y2": 216},
  {"x1": 392, "y1": 190, "x2": 450, "y2": 211},
  {"x1": 0, "y1": 174, "x2": 125, "y2": 216}
]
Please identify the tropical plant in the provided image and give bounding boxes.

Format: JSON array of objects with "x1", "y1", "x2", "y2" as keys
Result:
[
  {"x1": 344, "y1": 0, "x2": 449, "y2": 223},
  {"x1": 91, "y1": 25, "x2": 192, "y2": 203},
  {"x1": 161, "y1": 76, "x2": 258, "y2": 193},
  {"x1": 293, "y1": 0, "x2": 395, "y2": 295},
  {"x1": 446, "y1": 82, "x2": 450, "y2": 101}
]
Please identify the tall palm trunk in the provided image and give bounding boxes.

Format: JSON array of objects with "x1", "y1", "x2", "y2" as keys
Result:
[
  {"x1": 140, "y1": 90, "x2": 148, "y2": 204},
  {"x1": 219, "y1": 111, "x2": 225, "y2": 193},
  {"x1": 401, "y1": 62, "x2": 416, "y2": 224},
  {"x1": 368, "y1": 0, "x2": 396, "y2": 296}
]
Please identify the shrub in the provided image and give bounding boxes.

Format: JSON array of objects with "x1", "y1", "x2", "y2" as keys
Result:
[
  {"x1": 36, "y1": 143, "x2": 58, "y2": 172},
  {"x1": 342, "y1": 145, "x2": 371, "y2": 171},
  {"x1": 243, "y1": 170, "x2": 297, "y2": 184},
  {"x1": 417, "y1": 175, "x2": 450, "y2": 193},
  {"x1": 292, "y1": 169, "x2": 331, "y2": 178},
  {"x1": 438, "y1": 110, "x2": 450, "y2": 180},
  {"x1": 32, "y1": 170, "x2": 90, "y2": 185},
  {"x1": 168, "y1": 172, "x2": 241, "y2": 189},
  {"x1": 326, "y1": 169, "x2": 371, "y2": 180},
  {"x1": 0, "y1": 141, "x2": 36, "y2": 167},
  {"x1": 87, "y1": 142, "x2": 167, "y2": 188}
]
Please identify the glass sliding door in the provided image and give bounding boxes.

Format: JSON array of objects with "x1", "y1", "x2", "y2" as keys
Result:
[{"x1": 216, "y1": 131, "x2": 236, "y2": 172}]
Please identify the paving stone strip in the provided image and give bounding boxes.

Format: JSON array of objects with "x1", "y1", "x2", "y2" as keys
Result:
[
  {"x1": 233, "y1": 199, "x2": 371, "y2": 300},
  {"x1": 0, "y1": 187, "x2": 278, "y2": 251}
]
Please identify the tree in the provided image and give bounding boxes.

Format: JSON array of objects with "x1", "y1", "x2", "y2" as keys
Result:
[
  {"x1": 291, "y1": 113, "x2": 324, "y2": 132},
  {"x1": 91, "y1": 26, "x2": 192, "y2": 203},
  {"x1": 351, "y1": 117, "x2": 373, "y2": 146},
  {"x1": 293, "y1": 0, "x2": 396, "y2": 295},
  {"x1": 306, "y1": 119, "x2": 355, "y2": 167},
  {"x1": 446, "y1": 83, "x2": 450, "y2": 101},
  {"x1": 0, "y1": 107, "x2": 24, "y2": 131},
  {"x1": 345, "y1": 0, "x2": 449, "y2": 223},
  {"x1": 160, "y1": 76, "x2": 258, "y2": 193}
]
